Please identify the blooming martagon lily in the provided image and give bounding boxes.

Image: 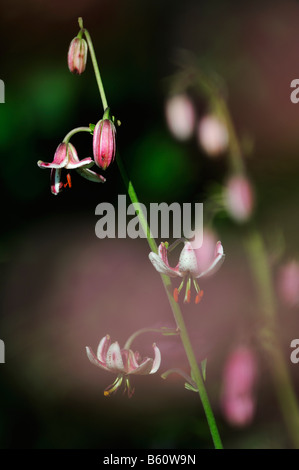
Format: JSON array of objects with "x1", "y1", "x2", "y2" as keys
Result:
[
  {"x1": 86, "y1": 335, "x2": 161, "y2": 397},
  {"x1": 37, "y1": 142, "x2": 106, "y2": 195},
  {"x1": 149, "y1": 240, "x2": 225, "y2": 304}
]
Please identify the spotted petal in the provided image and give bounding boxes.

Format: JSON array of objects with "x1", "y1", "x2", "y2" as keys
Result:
[
  {"x1": 97, "y1": 335, "x2": 111, "y2": 363},
  {"x1": 106, "y1": 342, "x2": 125, "y2": 373},
  {"x1": 149, "y1": 252, "x2": 182, "y2": 277},
  {"x1": 86, "y1": 346, "x2": 109, "y2": 370}
]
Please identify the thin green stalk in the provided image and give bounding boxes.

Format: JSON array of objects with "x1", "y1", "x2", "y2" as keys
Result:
[
  {"x1": 63, "y1": 126, "x2": 91, "y2": 143},
  {"x1": 116, "y1": 153, "x2": 223, "y2": 449},
  {"x1": 85, "y1": 22, "x2": 223, "y2": 449},
  {"x1": 245, "y1": 228, "x2": 299, "y2": 448},
  {"x1": 82, "y1": 26, "x2": 108, "y2": 111}
]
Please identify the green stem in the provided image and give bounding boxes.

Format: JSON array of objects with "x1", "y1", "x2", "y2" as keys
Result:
[
  {"x1": 85, "y1": 22, "x2": 223, "y2": 449},
  {"x1": 116, "y1": 152, "x2": 223, "y2": 449},
  {"x1": 124, "y1": 327, "x2": 178, "y2": 350},
  {"x1": 245, "y1": 227, "x2": 299, "y2": 448},
  {"x1": 63, "y1": 126, "x2": 91, "y2": 143},
  {"x1": 83, "y1": 28, "x2": 108, "y2": 112}
]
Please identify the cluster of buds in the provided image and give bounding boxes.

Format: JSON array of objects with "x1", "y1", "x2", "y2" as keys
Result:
[{"x1": 164, "y1": 94, "x2": 229, "y2": 157}]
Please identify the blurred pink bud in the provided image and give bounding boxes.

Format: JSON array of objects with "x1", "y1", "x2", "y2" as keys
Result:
[
  {"x1": 68, "y1": 37, "x2": 88, "y2": 74},
  {"x1": 197, "y1": 115, "x2": 228, "y2": 157},
  {"x1": 221, "y1": 346, "x2": 257, "y2": 427},
  {"x1": 191, "y1": 229, "x2": 219, "y2": 272},
  {"x1": 93, "y1": 119, "x2": 116, "y2": 170},
  {"x1": 225, "y1": 175, "x2": 254, "y2": 222},
  {"x1": 278, "y1": 261, "x2": 299, "y2": 307},
  {"x1": 165, "y1": 94, "x2": 196, "y2": 140}
]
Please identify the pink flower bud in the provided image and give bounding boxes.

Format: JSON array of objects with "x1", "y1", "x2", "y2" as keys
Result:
[
  {"x1": 67, "y1": 37, "x2": 88, "y2": 74},
  {"x1": 278, "y1": 261, "x2": 299, "y2": 307},
  {"x1": 197, "y1": 115, "x2": 228, "y2": 157},
  {"x1": 165, "y1": 94, "x2": 196, "y2": 140},
  {"x1": 225, "y1": 175, "x2": 254, "y2": 222},
  {"x1": 221, "y1": 346, "x2": 258, "y2": 427},
  {"x1": 93, "y1": 119, "x2": 116, "y2": 170}
]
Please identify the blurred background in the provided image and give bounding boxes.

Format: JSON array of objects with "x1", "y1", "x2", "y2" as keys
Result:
[{"x1": 1, "y1": 0, "x2": 299, "y2": 449}]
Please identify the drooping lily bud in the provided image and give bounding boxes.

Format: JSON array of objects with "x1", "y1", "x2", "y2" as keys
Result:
[
  {"x1": 197, "y1": 115, "x2": 229, "y2": 157},
  {"x1": 221, "y1": 346, "x2": 258, "y2": 427},
  {"x1": 67, "y1": 37, "x2": 88, "y2": 74},
  {"x1": 165, "y1": 94, "x2": 196, "y2": 141},
  {"x1": 93, "y1": 118, "x2": 116, "y2": 170},
  {"x1": 225, "y1": 175, "x2": 254, "y2": 223}
]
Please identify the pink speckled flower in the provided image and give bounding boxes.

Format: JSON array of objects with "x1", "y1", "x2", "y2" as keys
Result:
[
  {"x1": 86, "y1": 335, "x2": 161, "y2": 397},
  {"x1": 149, "y1": 240, "x2": 225, "y2": 304},
  {"x1": 68, "y1": 37, "x2": 88, "y2": 74},
  {"x1": 38, "y1": 142, "x2": 106, "y2": 195},
  {"x1": 225, "y1": 175, "x2": 254, "y2": 222},
  {"x1": 221, "y1": 346, "x2": 258, "y2": 427}
]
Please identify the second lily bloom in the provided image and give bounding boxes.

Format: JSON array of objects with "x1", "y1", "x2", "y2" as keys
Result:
[{"x1": 149, "y1": 239, "x2": 225, "y2": 304}]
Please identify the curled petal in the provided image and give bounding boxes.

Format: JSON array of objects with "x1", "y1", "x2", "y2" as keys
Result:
[
  {"x1": 86, "y1": 346, "x2": 109, "y2": 371},
  {"x1": 129, "y1": 357, "x2": 154, "y2": 375},
  {"x1": 149, "y1": 252, "x2": 181, "y2": 277},
  {"x1": 38, "y1": 143, "x2": 68, "y2": 169},
  {"x1": 149, "y1": 343, "x2": 161, "y2": 374},
  {"x1": 126, "y1": 349, "x2": 140, "y2": 373},
  {"x1": 76, "y1": 167, "x2": 106, "y2": 183},
  {"x1": 196, "y1": 241, "x2": 225, "y2": 278},
  {"x1": 65, "y1": 143, "x2": 94, "y2": 169},
  {"x1": 66, "y1": 158, "x2": 94, "y2": 169},
  {"x1": 96, "y1": 335, "x2": 111, "y2": 363},
  {"x1": 106, "y1": 342, "x2": 125, "y2": 373},
  {"x1": 50, "y1": 168, "x2": 63, "y2": 196}
]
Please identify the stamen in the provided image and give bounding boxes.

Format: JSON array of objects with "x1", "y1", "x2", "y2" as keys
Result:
[
  {"x1": 64, "y1": 173, "x2": 72, "y2": 188},
  {"x1": 195, "y1": 290, "x2": 204, "y2": 304},
  {"x1": 184, "y1": 277, "x2": 192, "y2": 303},
  {"x1": 173, "y1": 279, "x2": 185, "y2": 302}
]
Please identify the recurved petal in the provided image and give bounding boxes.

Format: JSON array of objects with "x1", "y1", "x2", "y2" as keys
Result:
[
  {"x1": 76, "y1": 167, "x2": 106, "y2": 183},
  {"x1": 126, "y1": 349, "x2": 140, "y2": 373},
  {"x1": 96, "y1": 335, "x2": 111, "y2": 363},
  {"x1": 149, "y1": 343, "x2": 161, "y2": 374},
  {"x1": 149, "y1": 252, "x2": 181, "y2": 277},
  {"x1": 65, "y1": 143, "x2": 95, "y2": 169},
  {"x1": 38, "y1": 143, "x2": 69, "y2": 169},
  {"x1": 86, "y1": 346, "x2": 109, "y2": 370},
  {"x1": 196, "y1": 241, "x2": 225, "y2": 278},
  {"x1": 50, "y1": 168, "x2": 63, "y2": 195},
  {"x1": 66, "y1": 157, "x2": 94, "y2": 169},
  {"x1": 129, "y1": 357, "x2": 154, "y2": 375},
  {"x1": 106, "y1": 342, "x2": 125, "y2": 373}
]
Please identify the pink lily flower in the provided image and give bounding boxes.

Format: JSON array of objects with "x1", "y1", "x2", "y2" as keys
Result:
[
  {"x1": 149, "y1": 240, "x2": 225, "y2": 304},
  {"x1": 37, "y1": 142, "x2": 106, "y2": 195},
  {"x1": 86, "y1": 335, "x2": 161, "y2": 397}
]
